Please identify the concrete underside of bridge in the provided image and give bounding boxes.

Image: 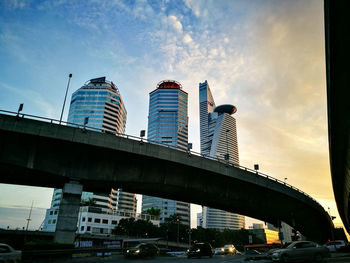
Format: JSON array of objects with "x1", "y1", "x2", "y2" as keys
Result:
[
  {"x1": 0, "y1": 114, "x2": 333, "y2": 243},
  {"x1": 325, "y1": 0, "x2": 350, "y2": 234}
]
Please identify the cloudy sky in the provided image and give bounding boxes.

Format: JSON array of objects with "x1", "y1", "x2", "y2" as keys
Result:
[{"x1": 0, "y1": 0, "x2": 342, "y2": 234}]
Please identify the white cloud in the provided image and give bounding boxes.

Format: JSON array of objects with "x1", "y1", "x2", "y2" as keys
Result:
[
  {"x1": 168, "y1": 15, "x2": 183, "y2": 34},
  {"x1": 183, "y1": 33, "x2": 193, "y2": 44},
  {"x1": 4, "y1": 0, "x2": 26, "y2": 9}
]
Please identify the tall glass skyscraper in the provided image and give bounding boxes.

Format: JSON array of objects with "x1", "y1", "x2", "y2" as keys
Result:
[
  {"x1": 44, "y1": 77, "x2": 136, "y2": 232},
  {"x1": 142, "y1": 80, "x2": 191, "y2": 226},
  {"x1": 68, "y1": 77, "x2": 126, "y2": 133},
  {"x1": 199, "y1": 80, "x2": 245, "y2": 230}
]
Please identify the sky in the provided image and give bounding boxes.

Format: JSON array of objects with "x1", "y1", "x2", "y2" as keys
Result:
[{"x1": 0, "y1": 0, "x2": 344, "y2": 236}]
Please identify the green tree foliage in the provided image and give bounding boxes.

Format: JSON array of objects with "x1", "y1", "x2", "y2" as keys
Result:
[
  {"x1": 145, "y1": 207, "x2": 161, "y2": 219},
  {"x1": 112, "y1": 215, "x2": 263, "y2": 250},
  {"x1": 80, "y1": 198, "x2": 96, "y2": 206}
]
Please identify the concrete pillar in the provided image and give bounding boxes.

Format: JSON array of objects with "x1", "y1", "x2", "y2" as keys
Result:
[{"x1": 54, "y1": 181, "x2": 83, "y2": 244}]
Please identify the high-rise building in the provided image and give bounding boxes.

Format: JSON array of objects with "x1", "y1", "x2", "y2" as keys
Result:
[
  {"x1": 199, "y1": 80, "x2": 245, "y2": 230},
  {"x1": 43, "y1": 77, "x2": 136, "y2": 232},
  {"x1": 142, "y1": 80, "x2": 191, "y2": 226},
  {"x1": 67, "y1": 77, "x2": 126, "y2": 133}
]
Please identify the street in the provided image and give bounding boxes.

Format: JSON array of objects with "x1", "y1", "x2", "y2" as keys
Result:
[{"x1": 23, "y1": 253, "x2": 350, "y2": 263}]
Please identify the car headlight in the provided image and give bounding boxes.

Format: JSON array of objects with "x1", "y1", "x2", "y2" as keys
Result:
[
  {"x1": 196, "y1": 249, "x2": 200, "y2": 252},
  {"x1": 126, "y1": 250, "x2": 130, "y2": 253},
  {"x1": 229, "y1": 247, "x2": 233, "y2": 252},
  {"x1": 221, "y1": 248, "x2": 224, "y2": 251},
  {"x1": 187, "y1": 249, "x2": 190, "y2": 252},
  {"x1": 135, "y1": 249, "x2": 140, "y2": 254}
]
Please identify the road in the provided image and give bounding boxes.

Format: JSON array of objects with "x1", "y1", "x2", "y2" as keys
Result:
[{"x1": 23, "y1": 253, "x2": 350, "y2": 263}]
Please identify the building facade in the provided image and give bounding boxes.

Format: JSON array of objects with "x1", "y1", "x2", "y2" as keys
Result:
[
  {"x1": 43, "y1": 77, "x2": 136, "y2": 232},
  {"x1": 43, "y1": 205, "x2": 159, "y2": 235},
  {"x1": 199, "y1": 80, "x2": 245, "y2": 230},
  {"x1": 142, "y1": 80, "x2": 191, "y2": 226},
  {"x1": 267, "y1": 222, "x2": 293, "y2": 243}
]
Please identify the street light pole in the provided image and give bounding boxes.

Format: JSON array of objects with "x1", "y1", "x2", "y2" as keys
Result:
[
  {"x1": 59, "y1": 73, "x2": 72, "y2": 124},
  {"x1": 177, "y1": 218, "x2": 180, "y2": 245}
]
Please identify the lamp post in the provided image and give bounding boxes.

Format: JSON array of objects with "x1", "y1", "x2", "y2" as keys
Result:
[
  {"x1": 17, "y1": 103, "x2": 24, "y2": 116},
  {"x1": 284, "y1": 177, "x2": 288, "y2": 183},
  {"x1": 177, "y1": 217, "x2": 180, "y2": 245},
  {"x1": 59, "y1": 73, "x2": 72, "y2": 124}
]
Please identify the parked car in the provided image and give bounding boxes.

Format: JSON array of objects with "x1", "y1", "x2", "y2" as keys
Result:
[
  {"x1": 0, "y1": 243, "x2": 21, "y2": 263},
  {"x1": 224, "y1": 244, "x2": 236, "y2": 254},
  {"x1": 214, "y1": 247, "x2": 225, "y2": 255},
  {"x1": 324, "y1": 240, "x2": 347, "y2": 252},
  {"x1": 124, "y1": 243, "x2": 160, "y2": 258},
  {"x1": 271, "y1": 241, "x2": 330, "y2": 262},
  {"x1": 187, "y1": 242, "x2": 213, "y2": 258}
]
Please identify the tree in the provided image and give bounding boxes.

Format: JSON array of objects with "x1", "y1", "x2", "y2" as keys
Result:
[
  {"x1": 145, "y1": 207, "x2": 161, "y2": 219},
  {"x1": 80, "y1": 198, "x2": 96, "y2": 206}
]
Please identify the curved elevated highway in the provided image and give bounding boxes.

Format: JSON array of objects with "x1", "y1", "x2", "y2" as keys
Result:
[
  {"x1": 325, "y1": 0, "x2": 350, "y2": 234},
  {"x1": 0, "y1": 113, "x2": 333, "y2": 243}
]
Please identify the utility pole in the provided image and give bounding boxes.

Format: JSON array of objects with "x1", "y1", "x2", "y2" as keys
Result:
[
  {"x1": 26, "y1": 201, "x2": 34, "y2": 231},
  {"x1": 59, "y1": 73, "x2": 72, "y2": 124}
]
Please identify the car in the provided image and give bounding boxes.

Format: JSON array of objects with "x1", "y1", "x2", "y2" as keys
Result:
[
  {"x1": 224, "y1": 244, "x2": 236, "y2": 254},
  {"x1": 187, "y1": 242, "x2": 213, "y2": 258},
  {"x1": 124, "y1": 243, "x2": 160, "y2": 258},
  {"x1": 324, "y1": 240, "x2": 347, "y2": 252},
  {"x1": 214, "y1": 247, "x2": 225, "y2": 255},
  {"x1": 271, "y1": 241, "x2": 330, "y2": 262},
  {"x1": 0, "y1": 243, "x2": 21, "y2": 263}
]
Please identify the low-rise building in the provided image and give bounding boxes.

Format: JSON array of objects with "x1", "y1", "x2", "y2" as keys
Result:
[{"x1": 43, "y1": 206, "x2": 160, "y2": 236}]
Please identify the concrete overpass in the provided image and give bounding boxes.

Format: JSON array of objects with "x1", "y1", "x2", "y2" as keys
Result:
[
  {"x1": 325, "y1": 0, "x2": 350, "y2": 234},
  {"x1": 0, "y1": 113, "x2": 333, "y2": 243}
]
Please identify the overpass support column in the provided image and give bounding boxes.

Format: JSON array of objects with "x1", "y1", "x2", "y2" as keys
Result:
[{"x1": 54, "y1": 181, "x2": 83, "y2": 244}]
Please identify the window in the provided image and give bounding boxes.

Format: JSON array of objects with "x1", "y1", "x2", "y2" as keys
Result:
[
  {"x1": 49, "y1": 211, "x2": 53, "y2": 215},
  {"x1": 48, "y1": 220, "x2": 51, "y2": 224},
  {"x1": 52, "y1": 219, "x2": 56, "y2": 224},
  {"x1": 82, "y1": 217, "x2": 86, "y2": 222},
  {"x1": 88, "y1": 217, "x2": 92, "y2": 222},
  {"x1": 112, "y1": 220, "x2": 117, "y2": 225},
  {"x1": 54, "y1": 210, "x2": 58, "y2": 215},
  {"x1": 94, "y1": 218, "x2": 101, "y2": 223},
  {"x1": 81, "y1": 226, "x2": 84, "y2": 231},
  {"x1": 87, "y1": 226, "x2": 91, "y2": 231},
  {"x1": 102, "y1": 219, "x2": 108, "y2": 224}
]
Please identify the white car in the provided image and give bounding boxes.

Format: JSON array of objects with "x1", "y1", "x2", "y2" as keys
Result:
[
  {"x1": 324, "y1": 240, "x2": 347, "y2": 252},
  {"x1": 214, "y1": 247, "x2": 225, "y2": 255},
  {"x1": 271, "y1": 241, "x2": 329, "y2": 262},
  {"x1": 223, "y1": 244, "x2": 236, "y2": 254},
  {"x1": 0, "y1": 243, "x2": 21, "y2": 263}
]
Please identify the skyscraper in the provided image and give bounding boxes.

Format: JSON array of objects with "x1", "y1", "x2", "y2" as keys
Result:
[
  {"x1": 142, "y1": 80, "x2": 191, "y2": 226},
  {"x1": 43, "y1": 77, "x2": 136, "y2": 232},
  {"x1": 199, "y1": 80, "x2": 245, "y2": 230}
]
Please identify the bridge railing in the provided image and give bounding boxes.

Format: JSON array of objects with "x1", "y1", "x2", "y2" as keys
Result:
[{"x1": 0, "y1": 110, "x2": 319, "y2": 204}]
